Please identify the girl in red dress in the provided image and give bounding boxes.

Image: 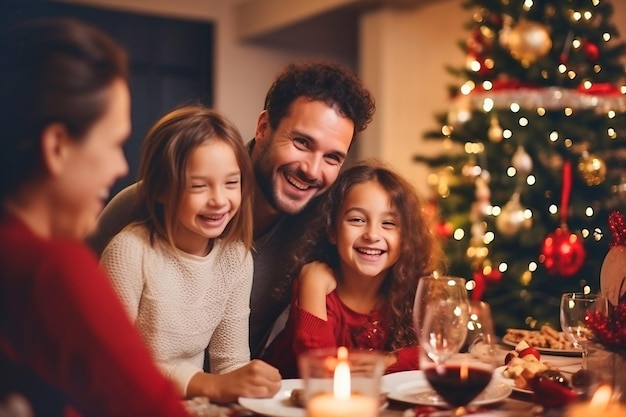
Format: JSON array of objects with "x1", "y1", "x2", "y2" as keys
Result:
[{"x1": 263, "y1": 160, "x2": 444, "y2": 378}]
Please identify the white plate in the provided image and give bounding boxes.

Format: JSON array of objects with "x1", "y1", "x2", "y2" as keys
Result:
[
  {"x1": 495, "y1": 364, "x2": 581, "y2": 395},
  {"x1": 501, "y1": 331, "x2": 582, "y2": 356},
  {"x1": 239, "y1": 379, "x2": 305, "y2": 417},
  {"x1": 382, "y1": 370, "x2": 512, "y2": 407},
  {"x1": 494, "y1": 366, "x2": 533, "y2": 394},
  {"x1": 238, "y1": 379, "x2": 388, "y2": 417}
]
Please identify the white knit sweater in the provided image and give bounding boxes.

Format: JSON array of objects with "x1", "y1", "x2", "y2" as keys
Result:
[{"x1": 100, "y1": 224, "x2": 253, "y2": 396}]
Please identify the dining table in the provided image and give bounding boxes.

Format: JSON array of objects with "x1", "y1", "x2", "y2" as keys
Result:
[
  {"x1": 187, "y1": 345, "x2": 586, "y2": 417},
  {"x1": 376, "y1": 345, "x2": 583, "y2": 417}
]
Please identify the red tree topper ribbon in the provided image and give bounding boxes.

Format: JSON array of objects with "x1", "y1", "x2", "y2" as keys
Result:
[{"x1": 560, "y1": 160, "x2": 572, "y2": 226}]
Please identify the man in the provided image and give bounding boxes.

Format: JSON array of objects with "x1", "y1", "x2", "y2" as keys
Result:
[{"x1": 88, "y1": 60, "x2": 375, "y2": 358}]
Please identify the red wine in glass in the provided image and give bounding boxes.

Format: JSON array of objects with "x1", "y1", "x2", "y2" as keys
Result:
[{"x1": 424, "y1": 364, "x2": 492, "y2": 408}]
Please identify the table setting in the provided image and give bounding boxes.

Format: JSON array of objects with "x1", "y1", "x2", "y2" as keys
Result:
[{"x1": 188, "y1": 268, "x2": 626, "y2": 417}]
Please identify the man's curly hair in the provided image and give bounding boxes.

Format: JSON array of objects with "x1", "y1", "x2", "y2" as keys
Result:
[{"x1": 263, "y1": 60, "x2": 375, "y2": 138}]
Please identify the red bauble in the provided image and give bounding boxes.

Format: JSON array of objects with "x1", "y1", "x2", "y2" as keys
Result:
[
  {"x1": 435, "y1": 221, "x2": 453, "y2": 239},
  {"x1": 471, "y1": 269, "x2": 486, "y2": 301},
  {"x1": 583, "y1": 40, "x2": 600, "y2": 62},
  {"x1": 539, "y1": 227, "x2": 586, "y2": 276}
]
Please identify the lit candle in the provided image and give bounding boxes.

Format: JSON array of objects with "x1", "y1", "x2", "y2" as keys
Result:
[
  {"x1": 306, "y1": 347, "x2": 378, "y2": 417},
  {"x1": 566, "y1": 385, "x2": 626, "y2": 417}
]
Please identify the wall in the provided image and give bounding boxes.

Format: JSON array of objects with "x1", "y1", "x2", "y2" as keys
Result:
[
  {"x1": 56, "y1": 0, "x2": 626, "y2": 196},
  {"x1": 56, "y1": 0, "x2": 355, "y2": 141}
]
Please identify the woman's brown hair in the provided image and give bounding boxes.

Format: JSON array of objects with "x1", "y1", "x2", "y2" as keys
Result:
[{"x1": 0, "y1": 17, "x2": 128, "y2": 200}]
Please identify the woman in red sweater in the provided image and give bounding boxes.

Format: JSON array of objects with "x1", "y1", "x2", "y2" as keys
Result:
[
  {"x1": 263, "y1": 160, "x2": 444, "y2": 378},
  {"x1": 0, "y1": 18, "x2": 189, "y2": 417}
]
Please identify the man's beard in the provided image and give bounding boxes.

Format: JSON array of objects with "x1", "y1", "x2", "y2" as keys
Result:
[{"x1": 253, "y1": 141, "x2": 317, "y2": 216}]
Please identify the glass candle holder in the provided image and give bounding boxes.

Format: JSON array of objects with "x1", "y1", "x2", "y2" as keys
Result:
[{"x1": 298, "y1": 347, "x2": 385, "y2": 417}]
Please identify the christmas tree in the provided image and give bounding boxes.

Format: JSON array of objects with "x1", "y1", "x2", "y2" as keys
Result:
[{"x1": 418, "y1": 0, "x2": 626, "y2": 334}]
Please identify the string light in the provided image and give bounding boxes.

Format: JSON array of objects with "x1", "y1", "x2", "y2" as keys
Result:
[
  {"x1": 523, "y1": 0, "x2": 533, "y2": 9},
  {"x1": 482, "y1": 98, "x2": 495, "y2": 112},
  {"x1": 549, "y1": 131, "x2": 559, "y2": 141}
]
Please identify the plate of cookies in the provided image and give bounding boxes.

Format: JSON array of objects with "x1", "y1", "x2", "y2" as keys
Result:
[{"x1": 502, "y1": 325, "x2": 582, "y2": 356}]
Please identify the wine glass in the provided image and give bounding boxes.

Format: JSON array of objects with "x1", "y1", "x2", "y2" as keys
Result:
[
  {"x1": 413, "y1": 275, "x2": 469, "y2": 338},
  {"x1": 419, "y1": 300, "x2": 496, "y2": 416},
  {"x1": 413, "y1": 276, "x2": 469, "y2": 404},
  {"x1": 560, "y1": 292, "x2": 608, "y2": 369}
]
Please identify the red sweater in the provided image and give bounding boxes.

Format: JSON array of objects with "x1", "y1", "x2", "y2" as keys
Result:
[
  {"x1": 262, "y1": 287, "x2": 418, "y2": 379},
  {"x1": 0, "y1": 214, "x2": 189, "y2": 417}
]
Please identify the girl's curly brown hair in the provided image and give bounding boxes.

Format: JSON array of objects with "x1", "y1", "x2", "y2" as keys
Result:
[{"x1": 278, "y1": 159, "x2": 445, "y2": 351}]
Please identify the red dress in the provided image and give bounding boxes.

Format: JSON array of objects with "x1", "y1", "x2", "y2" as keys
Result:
[
  {"x1": 262, "y1": 283, "x2": 418, "y2": 379},
  {"x1": 0, "y1": 214, "x2": 189, "y2": 417}
]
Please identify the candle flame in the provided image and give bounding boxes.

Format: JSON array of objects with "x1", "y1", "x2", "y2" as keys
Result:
[
  {"x1": 334, "y1": 347, "x2": 350, "y2": 400},
  {"x1": 460, "y1": 362, "x2": 468, "y2": 381},
  {"x1": 590, "y1": 384, "x2": 612, "y2": 407}
]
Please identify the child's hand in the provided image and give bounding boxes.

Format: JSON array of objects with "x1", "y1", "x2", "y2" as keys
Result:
[
  {"x1": 194, "y1": 360, "x2": 281, "y2": 403},
  {"x1": 298, "y1": 261, "x2": 337, "y2": 319}
]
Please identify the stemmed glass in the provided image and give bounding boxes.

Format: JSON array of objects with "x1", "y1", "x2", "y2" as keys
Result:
[
  {"x1": 413, "y1": 275, "x2": 469, "y2": 338},
  {"x1": 560, "y1": 292, "x2": 608, "y2": 369},
  {"x1": 419, "y1": 300, "x2": 496, "y2": 416},
  {"x1": 412, "y1": 276, "x2": 469, "y2": 404}
]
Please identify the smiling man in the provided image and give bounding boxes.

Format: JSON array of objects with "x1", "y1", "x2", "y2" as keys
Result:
[{"x1": 88, "y1": 61, "x2": 375, "y2": 359}]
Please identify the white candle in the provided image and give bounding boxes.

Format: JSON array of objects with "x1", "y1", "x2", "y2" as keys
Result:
[
  {"x1": 307, "y1": 393, "x2": 378, "y2": 417},
  {"x1": 566, "y1": 385, "x2": 626, "y2": 417},
  {"x1": 306, "y1": 347, "x2": 378, "y2": 417}
]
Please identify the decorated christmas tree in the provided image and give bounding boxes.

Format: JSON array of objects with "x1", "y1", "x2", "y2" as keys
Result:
[{"x1": 419, "y1": 0, "x2": 626, "y2": 333}]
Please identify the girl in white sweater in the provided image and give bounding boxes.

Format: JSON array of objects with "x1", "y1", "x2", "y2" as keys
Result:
[{"x1": 100, "y1": 106, "x2": 280, "y2": 402}]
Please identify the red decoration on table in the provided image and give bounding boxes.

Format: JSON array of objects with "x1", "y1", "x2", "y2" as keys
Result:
[
  {"x1": 608, "y1": 211, "x2": 626, "y2": 247},
  {"x1": 539, "y1": 160, "x2": 586, "y2": 276},
  {"x1": 530, "y1": 375, "x2": 578, "y2": 408},
  {"x1": 587, "y1": 210, "x2": 626, "y2": 352}
]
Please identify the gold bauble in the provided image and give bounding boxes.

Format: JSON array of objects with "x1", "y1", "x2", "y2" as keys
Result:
[
  {"x1": 495, "y1": 194, "x2": 531, "y2": 237},
  {"x1": 506, "y1": 20, "x2": 552, "y2": 66},
  {"x1": 488, "y1": 116, "x2": 503, "y2": 143},
  {"x1": 578, "y1": 152, "x2": 606, "y2": 186}
]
